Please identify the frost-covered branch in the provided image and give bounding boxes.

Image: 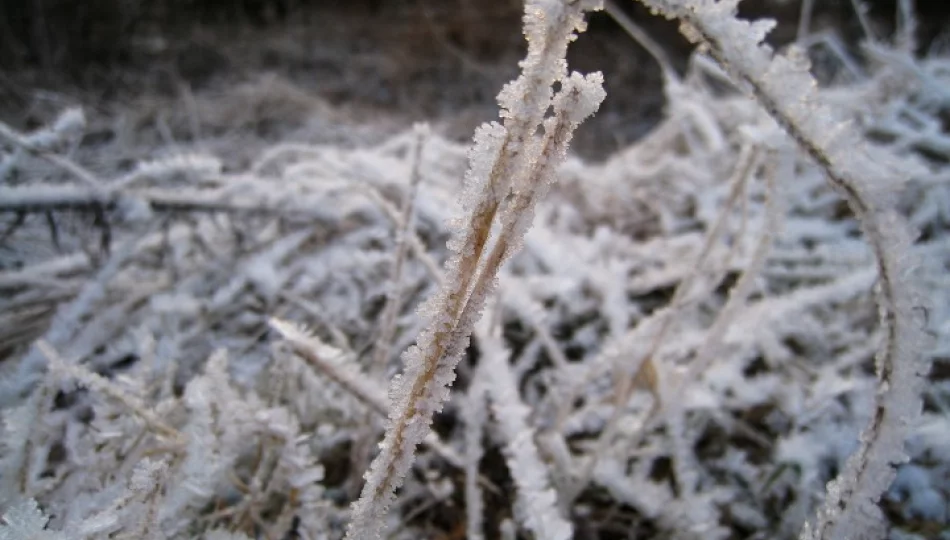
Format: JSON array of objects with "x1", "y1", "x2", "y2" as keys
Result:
[{"x1": 634, "y1": 1, "x2": 931, "y2": 537}]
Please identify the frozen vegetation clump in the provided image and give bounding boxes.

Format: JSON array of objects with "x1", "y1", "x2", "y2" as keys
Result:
[{"x1": 0, "y1": 0, "x2": 947, "y2": 539}]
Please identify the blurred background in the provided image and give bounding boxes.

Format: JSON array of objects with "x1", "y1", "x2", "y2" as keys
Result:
[{"x1": 1, "y1": 0, "x2": 949, "y2": 161}]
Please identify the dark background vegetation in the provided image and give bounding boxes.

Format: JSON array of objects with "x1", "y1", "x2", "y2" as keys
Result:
[
  {"x1": 3, "y1": 0, "x2": 949, "y2": 70},
  {"x1": 1, "y1": 0, "x2": 949, "y2": 159}
]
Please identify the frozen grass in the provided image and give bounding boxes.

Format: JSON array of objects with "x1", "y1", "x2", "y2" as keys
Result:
[{"x1": 0, "y1": 1, "x2": 948, "y2": 539}]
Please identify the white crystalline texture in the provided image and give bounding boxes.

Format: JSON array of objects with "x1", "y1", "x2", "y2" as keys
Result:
[
  {"x1": 484, "y1": 334, "x2": 573, "y2": 540},
  {"x1": 14, "y1": 108, "x2": 86, "y2": 152},
  {"x1": 51, "y1": 108, "x2": 86, "y2": 140},
  {"x1": 554, "y1": 72, "x2": 607, "y2": 125},
  {"x1": 134, "y1": 154, "x2": 223, "y2": 183},
  {"x1": 0, "y1": 499, "x2": 61, "y2": 540},
  {"x1": 129, "y1": 457, "x2": 168, "y2": 493},
  {"x1": 344, "y1": 1, "x2": 605, "y2": 537},
  {"x1": 460, "y1": 122, "x2": 508, "y2": 210},
  {"x1": 633, "y1": 2, "x2": 930, "y2": 540},
  {"x1": 2, "y1": 0, "x2": 946, "y2": 538},
  {"x1": 498, "y1": 0, "x2": 602, "y2": 124}
]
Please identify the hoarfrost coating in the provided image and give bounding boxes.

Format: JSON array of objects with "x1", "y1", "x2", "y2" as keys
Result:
[{"x1": 0, "y1": 0, "x2": 947, "y2": 539}]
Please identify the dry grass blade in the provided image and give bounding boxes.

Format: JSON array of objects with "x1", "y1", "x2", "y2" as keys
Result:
[{"x1": 344, "y1": 2, "x2": 606, "y2": 537}]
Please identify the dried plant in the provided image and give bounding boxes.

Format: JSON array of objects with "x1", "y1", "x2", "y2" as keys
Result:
[
  {"x1": 633, "y1": 1, "x2": 931, "y2": 537},
  {"x1": 0, "y1": 1, "x2": 947, "y2": 539},
  {"x1": 344, "y1": 1, "x2": 606, "y2": 536}
]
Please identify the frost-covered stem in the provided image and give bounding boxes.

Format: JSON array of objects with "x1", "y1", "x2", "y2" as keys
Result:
[
  {"x1": 271, "y1": 319, "x2": 390, "y2": 415},
  {"x1": 796, "y1": 0, "x2": 816, "y2": 41},
  {"x1": 0, "y1": 185, "x2": 332, "y2": 225},
  {"x1": 635, "y1": 142, "x2": 758, "y2": 392},
  {"x1": 0, "y1": 109, "x2": 101, "y2": 189},
  {"x1": 501, "y1": 279, "x2": 571, "y2": 370},
  {"x1": 357, "y1": 186, "x2": 443, "y2": 281},
  {"x1": 635, "y1": 1, "x2": 929, "y2": 538},
  {"x1": 0, "y1": 185, "x2": 113, "y2": 213},
  {"x1": 604, "y1": 0, "x2": 677, "y2": 79},
  {"x1": 137, "y1": 480, "x2": 166, "y2": 540},
  {"x1": 682, "y1": 150, "x2": 781, "y2": 383},
  {"x1": 0, "y1": 377, "x2": 53, "y2": 498},
  {"x1": 466, "y1": 74, "x2": 606, "y2": 314},
  {"x1": 848, "y1": 0, "x2": 878, "y2": 43},
  {"x1": 344, "y1": 3, "x2": 605, "y2": 535},
  {"x1": 1, "y1": 227, "x2": 149, "y2": 407},
  {"x1": 895, "y1": 0, "x2": 917, "y2": 53},
  {"x1": 463, "y1": 373, "x2": 487, "y2": 540},
  {"x1": 439, "y1": 0, "x2": 601, "y2": 322},
  {"x1": 663, "y1": 386, "x2": 699, "y2": 496},
  {"x1": 564, "y1": 142, "x2": 759, "y2": 502},
  {"x1": 481, "y1": 324, "x2": 573, "y2": 540},
  {"x1": 372, "y1": 126, "x2": 427, "y2": 375},
  {"x1": 662, "y1": 151, "x2": 781, "y2": 499},
  {"x1": 36, "y1": 341, "x2": 182, "y2": 441},
  {"x1": 268, "y1": 318, "x2": 465, "y2": 470}
]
